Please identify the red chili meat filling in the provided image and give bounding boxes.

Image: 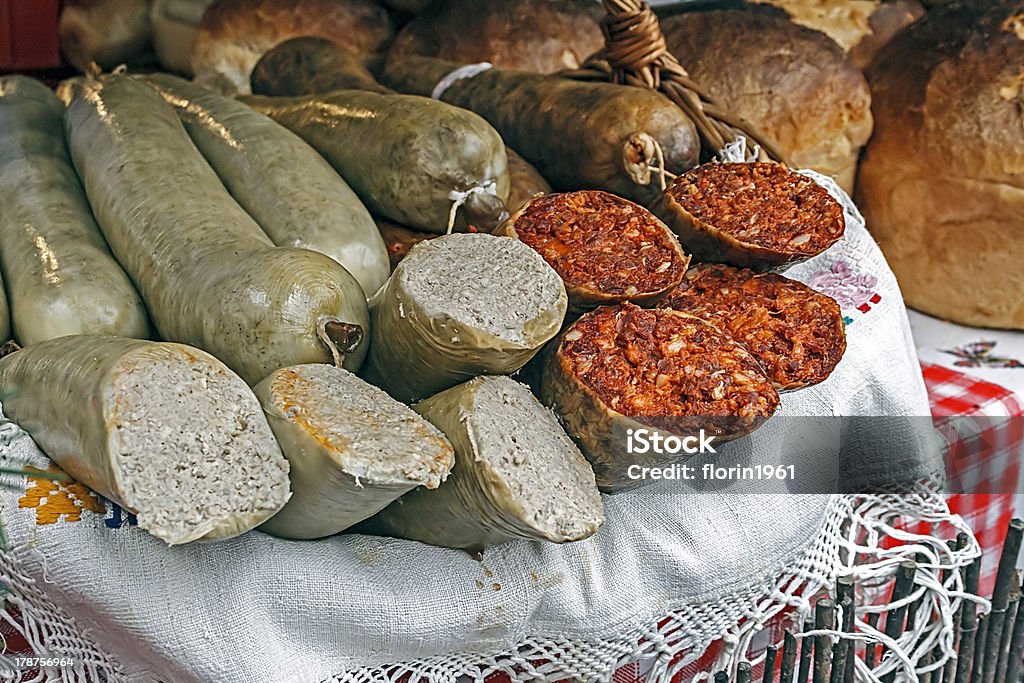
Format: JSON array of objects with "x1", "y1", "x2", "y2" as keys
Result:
[
  {"x1": 661, "y1": 264, "x2": 847, "y2": 389},
  {"x1": 558, "y1": 303, "x2": 778, "y2": 435},
  {"x1": 512, "y1": 191, "x2": 686, "y2": 297},
  {"x1": 669, "y1": 162, "x2": 845, "y2": 255}
]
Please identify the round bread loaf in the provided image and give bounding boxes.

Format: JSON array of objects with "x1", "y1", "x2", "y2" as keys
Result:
[
  {"x1": 150, "y1": 0, "x2": 214, "y2": 76},
  {"x1": 190, "y1": 0, "x2": 394, "y2": 94},
  {"x1": 660, "y1": 6, "x2": 873, "y2": 193},
  {"x1": 856, "y1": 1, "x2": 1024, "y2": 329},
  {"x1": 386, "y1": 0, "x2": 604, "y2": 74},
  {"x1": 59, "y1": 0, "x2": 154, "y2": 72},
  {"x1": 753, "y1": 0, "x2": 924, "y2": 68}
]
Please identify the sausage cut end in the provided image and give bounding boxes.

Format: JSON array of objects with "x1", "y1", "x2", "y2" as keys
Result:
[
  {"x1": 501, "y1": 190, "x2": 689, "y2": 310},
  {"x1": 559, "y1": 303, "x2": 779, "y2": 437},
  {"x1": 660, "y1": 264, "x2": 847, "y2": 390},
  {"x1": 107, "y1": 347, "x2": 291, "y2": 544},
  {"x1": 256, "y1": 363, "x2": 454, "y2": 540},
  {"x1": 659, "y1": 162, "x2": 845, "y2": 269}
]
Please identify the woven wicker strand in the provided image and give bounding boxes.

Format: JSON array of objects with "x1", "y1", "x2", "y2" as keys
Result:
[{"x1": 566, "y1": 0, "x2": 790, "y2": 167}]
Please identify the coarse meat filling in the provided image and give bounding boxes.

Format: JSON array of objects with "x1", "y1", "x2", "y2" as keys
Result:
[
  {"x1": 662, "y1": 264, "x2": 847, "y2": 389},
  {"x1": 512, "y1": 191, "x2": 687, "y2": 296},
  {"x1": 669, "y1": 162, "x2": 845, "y2": 256},
  {"x1": 558, "y1": 304, "x2": 779, "y2": 434}
]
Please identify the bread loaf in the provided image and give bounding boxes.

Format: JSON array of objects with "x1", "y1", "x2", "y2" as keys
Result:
[
  {"x1": 856, "y1": 1, "x2": 1024, "y2": 329},
  {"x1": 754, "y1": 0, "x2": 924, "y2": 68},
  {"x1": 660, "y1": 6, "x2": 873, "y2": 192},
  {"x1": 59, "y1": 0, "x2": 154, "y2": 72},
  {"x1": 387, "y1": 0, "x2": 604, "y2": 74},
  {"x1": 190, "y1": 0, "x2": 393, "y2": 94},
  {"x1": 150, "y1": 0, "x2": 213, "y2": 75}
]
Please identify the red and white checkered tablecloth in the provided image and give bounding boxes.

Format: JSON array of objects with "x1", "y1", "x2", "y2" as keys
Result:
[
  {"x1": 3, "y1": 362, "x2": 1022, "y2": 682},
  {"x1": 923, "y1": 363, "x2": 1024, "y2": 597}
]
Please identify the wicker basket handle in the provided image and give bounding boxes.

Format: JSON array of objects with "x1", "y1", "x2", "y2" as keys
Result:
[{"x1": 571, "y1": 0, "x2": 790, "y2": 167}]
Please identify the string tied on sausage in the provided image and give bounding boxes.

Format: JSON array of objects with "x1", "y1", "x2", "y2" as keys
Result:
[
  {"x1": 431, "y1": 62, "x2": 494, "y2": 101},
  {"x1": 649, "y1": 137, "x2": 677, "y2": 191},
  {"x1": 717, "y1": 137, "x2": 762, "y2": 164},
  {"x1": 562, "y1": 0, "x2": 790, "y2": 167},
  {"x1": 623, "y1": 132, "x2": 677, "y2": 191},
  {"x1": 446, "y1": 181, "x2": 500, "y2": 235}
]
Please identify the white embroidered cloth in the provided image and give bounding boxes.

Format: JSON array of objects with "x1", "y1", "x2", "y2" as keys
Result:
[{"x1": 0, "y1": 186, "x2": 948, "y2": 682}]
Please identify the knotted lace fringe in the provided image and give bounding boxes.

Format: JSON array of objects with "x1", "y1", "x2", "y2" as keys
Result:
[{"x1": 0, "y1": 485, "x2": 975, "y2": 682}]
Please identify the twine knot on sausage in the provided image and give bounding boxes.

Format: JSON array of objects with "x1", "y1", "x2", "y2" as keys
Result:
[
  {"x1": 446, "y1": 181, "x2": 500, "y2": 235},
  {"x1": 567, "y1": 0, "x2": 790, "y2": 167},
  {"x1": 600, "y1": 0, "x2": 671, "y2": 87}
]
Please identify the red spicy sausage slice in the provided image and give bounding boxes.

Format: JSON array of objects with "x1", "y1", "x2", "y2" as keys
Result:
[
  {"x1": 661, "y1": 264, "x2": 847, "y2": 390},
  {"x1": 496, "y1": 190, "x2": 689, "y2": 313},
  {"x1": 540, "y1": 302, "x2": 779, "y2": 491},
  {"x1": 653, "y1": 161, "x2": 845, "y2": 270}
]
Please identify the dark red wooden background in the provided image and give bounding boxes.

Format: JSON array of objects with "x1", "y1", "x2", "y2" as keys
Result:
[{"x1": 0, "y1": 0, "x2": 61, "y2": 71}]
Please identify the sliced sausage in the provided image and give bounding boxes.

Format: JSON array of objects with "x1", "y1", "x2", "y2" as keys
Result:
[
  {"x1": 652, "y1": 161, "x2": 845, "y2": 270},
  {"x1": 363, "y1": 233, "x2": 567, "y2": 403},
  {"x1": 660, "y1": 264, "x2": 847, "y2": 390},
  {"x1": 540, "y1": 303, "x2": 779, "y2": 492},
  {"x1": 254, "y1": 363, "x2": 454, "y2": 540},
  {"x1": 0, "y1": 336, "x2": 290, "y2": 544},
  {"x1": 495, "y1": 190, "x2": 690, "y2": 314},
  {"x1": 361, "y1": 376, "x2": 604, "y2": 550}
]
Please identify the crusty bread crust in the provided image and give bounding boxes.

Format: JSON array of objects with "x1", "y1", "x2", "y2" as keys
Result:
[
  {"x1": 754, "y1": 0, "x2": 924, "y2": 68},
  {"x1": 387, "y1": 0, "x2": 604, "y2": 74},
  {"x1": 857, "y1": 2, "x2": 1024, "y2": 329},
  {"x1": 661, "y1": 7, "x2": 873, "y2": 193},
  {"x1": 59, "y1": 0, "x2": 153, "y2": 72},
  {"x1": 190, "y1": 0, "x2": 393, "y2": 94}
]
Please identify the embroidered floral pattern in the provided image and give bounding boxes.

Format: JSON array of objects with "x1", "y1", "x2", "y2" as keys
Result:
[
  {"x1": 941, "y1": 341, "x2": 1024, "y2": 369},
  {"x1": 806, "y1": 259, "x2": 882, "y2": 327},
  {"x1": 18, "y1": 466, "x2": 105, "y2": 525},
  {"x1": 807, "y1": 260, "x2": 880, "y2": 310}
]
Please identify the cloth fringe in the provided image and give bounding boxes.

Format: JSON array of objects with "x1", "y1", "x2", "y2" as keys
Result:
[
  {"x1": 0, "y1": 485, "x2": 977, "y2": 683},
  {"x1": 0, "y1": 406, "x2": 976, "y2": 683}
]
